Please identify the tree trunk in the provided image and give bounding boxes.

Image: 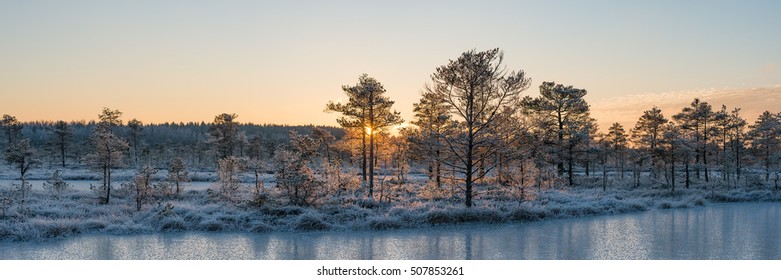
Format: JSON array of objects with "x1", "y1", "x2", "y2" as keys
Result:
[
  {"x1": 704, "y1": 120, "x2": 709, "y2": 182},
  {"x1": 106, "y1": 167, "x2": 112, "y2": 204},
  {"x1": 685, "y1": 161, "x2": 690, "y2": 189},
  {"x1": 567, "y1": 146, "x2": 574, "y2": 186},
  {"x1": 368, "y1": 106, "x2": 375, "y2": 201},
  {"x1": 671, "y1": 152, "x2": 675, "y2": 194},
  {"x1": 361, "y1": 127, "x2": 367, "y2": 187}
]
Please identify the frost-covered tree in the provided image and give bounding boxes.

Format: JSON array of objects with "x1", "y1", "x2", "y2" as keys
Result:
[
  {"x1": 1, "y1": 114, "x2": 23, "y2": 147},
  {"x1": 728, "y1": 108, "x2": 747, "y2": 180},
  {"x1": 125, "y1": 165, "x2": 156, "y2": 211},
  {"x1": 247, "y1": 135, "x2": 264, "y2": 160},
  {"x1": 607, "y1": 123, "x2": 627, "y2": 179},
  {"x1": 127, "y1": 118, "x2": 143, "y2": 167},
  {"x1": 747, "y1": 111, "x2": 781, "y2": 182},
  {"x1": 326, "y1": 74, "x2": 403, "y2": 200},
  {"x1": 410, "y1": 89, "x2": 451, "y2": 190},
  {"x1": 523, "y1": 81, "x2": 592, "y2": 186},
  {"x1": 673, "y1": 98, "x2": 714, "y2": 182},
  {"x1": 97, "y1": 108, "x2": 123, "y2": 130},
  {"x1": 42, "y1": 170, "x2": 69, "y2": 199},
  {"x1": 216, "y1": 156, "x2": 246, "y2": 201},
  {"x1": 87, "y1": 108, "x2": 129, "y2": 204},
  {"x1": 595, "y1": 133, "x2": 611, "y2": 191},
  {"x1": 429, "y1": 48, "x2": 531, "y2": 207},
  {"x1": 631, "y1": 106, "x2": 668, "y2": 181},
  {"x1": 659, "y1": 122, "x2": 693, "y2": 193},
  {"x1": 273, "y1": 131, "x2": 324, "y2": 206},
  {"x1": 48, "y1": 120, "x2": 73, "y2": 167},
  {"x1": 245, "y1": 157, "x2": 268, "y2": 206},
  {"x1": 5, "y1": 138, "x2": 37, "y2": 212},
  {"x1": 209, "y1": 113, "x2": 240, "y2": 159},
  {"x1": 168, "y1": 156, "x2": 190, "y2": 195}
]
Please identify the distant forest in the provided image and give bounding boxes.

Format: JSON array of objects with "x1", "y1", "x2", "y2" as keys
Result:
[{"x1": 2, "y1": 118, "x2": 344, "y2": 170}]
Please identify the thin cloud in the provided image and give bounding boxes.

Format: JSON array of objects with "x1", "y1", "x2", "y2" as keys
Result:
[{"x1": 760, "y1": 63, "x2": 778, "y2": 74}]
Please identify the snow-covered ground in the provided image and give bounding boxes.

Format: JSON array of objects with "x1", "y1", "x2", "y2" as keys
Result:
[{"x1": 2, "y1": 167, "x2": 781, "y2": 242}]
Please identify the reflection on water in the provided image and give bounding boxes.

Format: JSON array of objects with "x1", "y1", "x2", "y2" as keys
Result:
[{"x1": 1, "y1": 203, "x2": 779, "y2": 260}]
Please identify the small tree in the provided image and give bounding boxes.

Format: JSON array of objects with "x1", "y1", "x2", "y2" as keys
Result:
[
  {"x1": 607, "y1": 123, "x2": 628, "y2": 179},
  {"x1": 216, "y1": 156, "x2": 246, "y2": 201},
  {"x1": 126, "y1": 165, "x2": 157, "y2": 211},
  {"x1": 273, "y1": 131, "x2": 324, "y2": 207},
  {"x1": 245, "y1": 158, "x2": 268, "y2": 206},
  {"x1": 168, "y1": 157, "x2": 190, "y2": 195},
  {"x1": 48, "y1": 120, "x2": 73, "y2": 167},
  {"x1": 42, "y1": 170, "x2": 69, "y2": 199},
  {"x1": 127, "y1": 119, "x2": 143, "y2": 167},
  {"x1": 87, "y1": 108, "x2": 129, "y2": 204},
  {"x1": 5, "y1": 138, "x2": 38, "y2": 213},
  {"x1": 1, "y1": 114, "x2": 23, "y2": 147}
]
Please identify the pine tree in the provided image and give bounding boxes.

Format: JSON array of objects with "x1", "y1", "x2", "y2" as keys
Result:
[
  {"x1": 673, "y1": 98, "x2": 714, "y2": 182},
  {"x1": 127, "y1": 118, "x2": 143, "y2": 167},
  {"x1": 86, "y1": 108, "x2": 129, "y2": 204},
  {"x1": 607, "y1": 123, "x2": 627, "y2": 179},
  {"x1": 522, "y1": 81, "x2": 591, "y2": 186},
  {"x1": 209, "y1": 113, "x2": 240, "y2": 159},
  {"x1": 410, "y1": 89, "x2": 450, "y2": 190},
  {"x1": 168, "y1": 157, "x2": 190, "y2": 195},
  {"x1": 326, "y1": 74, "x2": 403, "y2": 200},
  {"x1": 429, "y1": 48, "x2": 530, "y2": 207},
  {"x1": 1, "y1": 114, "x2": 23, "y2": 147},
  {"x1": 48, "y1": 120, "x2": 73, "y2": 167},
  {"x1": 631, "y1": 106, "x2": 668, "y2": 183},
  {"x1": 747, "y1": 111, "x2": 781, "y2": 182}
]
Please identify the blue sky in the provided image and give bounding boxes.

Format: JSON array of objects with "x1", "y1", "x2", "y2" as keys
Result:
[{"x1": 1, "y1": 0, "x2": 779, "y2": 127}]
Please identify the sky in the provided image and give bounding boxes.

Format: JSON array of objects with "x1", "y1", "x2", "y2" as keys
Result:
[{"x1": 1, "y1": 0, "x2": 779, "y2": 130}]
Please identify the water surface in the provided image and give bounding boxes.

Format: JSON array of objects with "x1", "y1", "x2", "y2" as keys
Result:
[{"x1": 1, "y1": 202, "x2": 779, "y2": 259}]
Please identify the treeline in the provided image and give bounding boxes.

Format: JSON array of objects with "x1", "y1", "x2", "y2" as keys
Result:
[
  {"x1": 2, "y1": 48, "x2": 781, "y2": 210},
  {"x1": 0, "y1": 115, "x2": 344, "y2": 170}
]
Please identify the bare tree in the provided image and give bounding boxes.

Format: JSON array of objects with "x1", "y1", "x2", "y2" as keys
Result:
[{"x1": 428, "y1": 48, "x2": 530, "y2": 207}]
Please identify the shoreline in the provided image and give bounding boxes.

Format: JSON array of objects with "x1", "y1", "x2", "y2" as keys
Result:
[{"x1": 2, "y1": 181, "x2": 780, "y2": 242}]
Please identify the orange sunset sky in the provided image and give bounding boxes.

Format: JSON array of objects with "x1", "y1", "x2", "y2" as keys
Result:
[{"x1": 1, "y1": 1, "x2": 779, "y2": 130}]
